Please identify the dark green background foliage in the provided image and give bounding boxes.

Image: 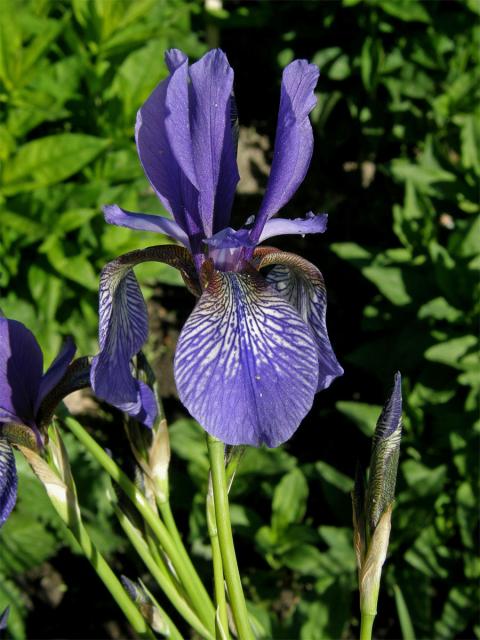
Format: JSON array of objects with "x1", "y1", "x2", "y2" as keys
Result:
[{"x1": 0, "y1": 0, "x2": 478, "y2": 638}]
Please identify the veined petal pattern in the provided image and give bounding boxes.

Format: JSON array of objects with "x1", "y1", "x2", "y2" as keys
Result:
[
  {"x1": 0, "y1": 436, "x2": 17, "y2": 528},
  {"x1": 174, "y1": 268, "x2": 319, "y2": 447},
  {"x1": 256, "y1": 250, "x2": 343, "y2": 391}
]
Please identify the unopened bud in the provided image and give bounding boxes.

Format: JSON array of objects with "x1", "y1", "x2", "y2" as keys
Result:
[
  {"x1": 359, "y1": 504, "x2": 392, "y2": 615},
  {"x1": 121, "y1": 576, "x2": 169, "y2": 634}
]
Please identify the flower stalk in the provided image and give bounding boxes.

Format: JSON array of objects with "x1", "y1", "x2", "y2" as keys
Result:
[
  {"x1": 207, "y1": 434, "x2": 254, "y2": 640},
  {"x1": 18, "y1": 429, "x2": 154, "y2": 640},
  {"x1": 64, "y1": 415, "x2": 216, "y2": 634}
]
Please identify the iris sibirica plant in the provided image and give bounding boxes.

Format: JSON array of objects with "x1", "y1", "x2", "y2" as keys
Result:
[
  {"x1": 91, "y1": 48, "x2": 343, "y2": 448},
  {"x1": 0, "y1": 47, "x2": 406, "y2": 640},
  {"x1": 0, "y1": 317, "x2": 88, "y2": 526}
]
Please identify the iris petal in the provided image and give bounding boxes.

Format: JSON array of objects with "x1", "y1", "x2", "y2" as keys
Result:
[
  {"x1": 115, "y1": 380, "x2": 157, "y2": 429},
  {"x1": 91, "y1": 265, "x2": 148, "y2": 408},
  {"x1": 0, "y1": 318, "x2": 43, "y2": 426},
  {"x1": 135, "y1": 52, "x2": 202, "y2": 251},
  {"x1": 166, "y1": 50, "x2": 238, "y2": 237},
  {"x1": 255, "y1": 250, "x2": 343, "y2": 391},
  {"x1": 36, "y1": 337, "x2": 76, "y2": 413},
  {"x1": 91, "y1": 246, "x2": 199, "y2": 425},
  {"x1": 103, "y1": 205, "x2": 191, "y2": 249},
  {"x1": 251, "y1": 60, "x2": 319, "y2": 242},
  {"x1": 258, "y1": 212, "x2": 328, "y2": 243},
  {"x1": 189, "y1": 50, "x2": 239, "y2": 233},
  {"x1": 174, "y1": 267, "x2": 319, "y2": 447},
  {"x1": 0, "y1": 436, "x2": 17, "y2": 528}
]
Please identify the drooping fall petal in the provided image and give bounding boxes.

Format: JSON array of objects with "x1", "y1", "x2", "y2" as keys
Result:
[
  {"x1": 91, "y1": 246, "x2": 198, "y2": 426},
  {"x1": 36, "y1": 337, "x2": 76, "y2": 413},
  {"x1": 0, "y1": 437, "x2": 17, "y2": 528},
  {"x1": 174, "y1": 266, "x2": 319, "y2": 447},
  {"x1": 0, "y1": 318, "x2": 43, "y2": 426},
  {"x1": 255, "y1": 249, "x2": 343, "y2": 391}
]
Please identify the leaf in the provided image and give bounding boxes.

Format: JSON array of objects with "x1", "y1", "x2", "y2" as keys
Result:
[
  {"x1": 272, "y1": 468, "x2": 308, "y2": 531},
  {"x1": 107, "y1": 39, "x2": 168, "y2": 120},
  {"x1": 1, "y1": 135, "x2": 110, "y2": 195},
  {"x1": 434, "y1": 587, "x2": 475, "y2": 639},
  {"x1": 329, "y1": 242, "x2": 373, "y2": 268},
  {"x1": 328, "y1": 54, "x2": 350, "y2": 80},
  {"x1": 315, "y1": 461, "x2": 354, "y2": 492},
  {"x1": 39, "y1": 237, "x2": 99, "y2": 291},
  {"x1": 378, "y1": 0, "x2": 430, "y2": 23},
  {"x1": 460, "y1": 113, "x2": 480, "y2": 175},
  {"x1": 404, "y1": 526, "x2": 448, "y2": 578},
  {"x1": 402, "y1": 460, "x2": 447, "y2": 497},
  {"x1": 336, "y1": 401, "x2": 382, "y2": 436},
  {"x1": 394, "y1": 584, "x2": 416, "y2": 640},
  {"x1": 425, "y1": 335, "x2": 478, "y2": 370},
  {"x1": 282, "y1": 544, "x2": 324, "y2": 576},
  {"x1": 417, "y1": 297, "x2": 462, "y2": 323},
  {"x1": 0, "y1": 576, "x2": 26, "y2": 640}
]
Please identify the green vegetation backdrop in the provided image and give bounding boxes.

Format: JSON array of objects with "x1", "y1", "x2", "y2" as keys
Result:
[{"x1": 0, "y1": 0, "x2": 478, "y2": 638}]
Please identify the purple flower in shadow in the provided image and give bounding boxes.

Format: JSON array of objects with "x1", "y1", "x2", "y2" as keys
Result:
[
  {"x1": 91, "y1": 49, "x2": 343, "y2": 447},
  {"x1": 0, "y1": 318, "x2": 78, "y2": 526}
]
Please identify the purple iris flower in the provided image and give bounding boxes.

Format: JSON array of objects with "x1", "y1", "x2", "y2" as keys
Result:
[
  {"x1": 91, "y1": 48, "x2": 343, "y2": 447},
  {"x1": 0, "y1": 318, "x2": 77, "y2": 526}
]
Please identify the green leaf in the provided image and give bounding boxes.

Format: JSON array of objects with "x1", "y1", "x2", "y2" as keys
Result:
[
  {"x1": 460, "y1": 113, "x2": 480, "y2": 174},
  {"x1": 394, "y1": 584, "x2": 416, "y2": 640},
  {"x1": 418, "y1": 297, "x2": 462, "y2": 323},
  {"x1": 315, "y1": 461, "x2": 354, "y2": 492},
  {"x1": 378, "y1": 0, "x2": 430, "y2": 23},
  {"x1": 402, "y1": 460, "x2": 447, "y2": 497},
  {"x1": 39, "y1": 237, "x2": 99, "y2": 291},
  {"x1": 404, "y1": 526, "x2": 448, "y2": 578},
  {"x1": 425, "y1": 335, "x2": 478, "y2": 370},
  {"x1": 272, "y1": 468, "x2": 308, "y2": 531},
  {"x1": 282, "y1": 544, "x2": 324, "y2": 576},
  {"x1": 434, "y1": 587, "x2": 475, "y2": 639},
  {"x1": 0, "y1": 576, "x2": 27, "y2": 640},
  {"x1": 1, "y1": 135, "x2": 110, "y2": 195},
  {"x1": 329, "y1": 242, "x2": 372, "y2": 268},
  {"x1": 107, "y1": 39, "x2": 168, "y2": 120},
  {"x1": 336, "y1": 401, "x2": 382, "y2": 436},
  {"x1": 328, "y1": 54, "x2": 350, "y2": 80}
]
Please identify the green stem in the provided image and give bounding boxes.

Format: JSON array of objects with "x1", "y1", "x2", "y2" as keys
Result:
[
  {"x1": 74, "y1": 519, "x2": 154, "y2": 639},
  {"x1": 360, "y1": 611, "x2": 375, "y2": 640},
  {"x1": 207, "y1": 435, "x2": 253, "y2": 640},
  {"x1": 115, "y1": 506, "x2": 214, "y2": 640},
  {"x1": 64, "y1": 417, "x2": 215, "y2": 634},
  {"x1": 207, "y1": 488, "x2": 230, "y2": 639},
  {"x1": 157, "y1": 498, "x2": 206, "y2": 597}
]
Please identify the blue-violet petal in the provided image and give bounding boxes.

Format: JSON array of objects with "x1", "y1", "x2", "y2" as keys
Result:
[{"x1": 174, "y1": 268, "x2": 319, "y2": 447}]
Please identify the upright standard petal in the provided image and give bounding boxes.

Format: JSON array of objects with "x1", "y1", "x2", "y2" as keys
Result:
[
  {"x1": 174, "y1": 266, "x2": 319, "y2": 447},
  {"x1": 36, "y1": 337, "x2": 76, "y2": 413},
  {"x1": 0, "y1": 436, "x2": 17, "y2": 527},
  {"x1": 135, "y1": 53, "x2": 203, "y2": 253},
  {"x1": 0, "y1": 319, "x2": 43, "y2": 425},
  {"x1": 103, "y1": 205, "x2": 191, "y2": 249},
  {"x1": 250, "y1": 60, "x2": 319, "y2": 243},
  {"x1": 255, "y1": 249, "x2": 343, "y2": 391},
  {"x1": 188, "y1": 50, "x2": 239, "y2": 233}
]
